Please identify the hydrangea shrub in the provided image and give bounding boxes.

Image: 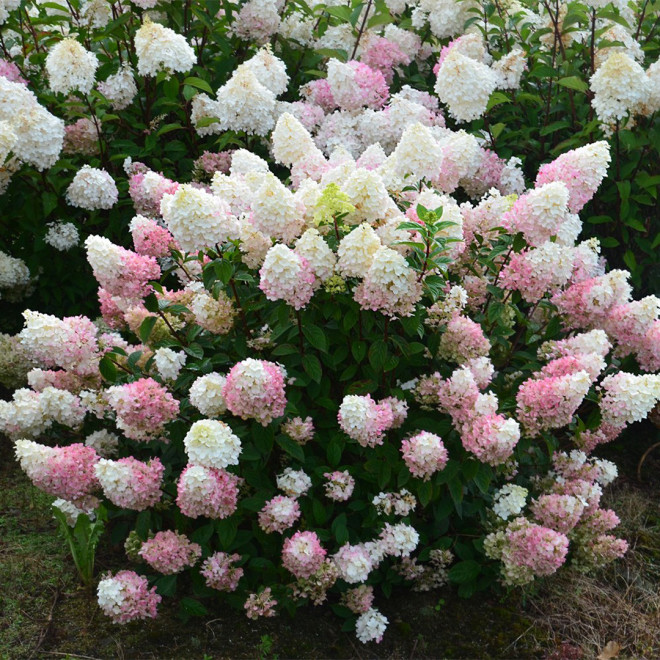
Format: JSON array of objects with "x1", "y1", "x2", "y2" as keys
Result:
[{"x1": 5, "y1": 114, "x2": 660, "y2": 642}]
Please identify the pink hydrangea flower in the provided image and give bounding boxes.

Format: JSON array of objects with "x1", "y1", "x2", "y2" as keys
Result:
[
  {"x1": 130, "y1": 216, "x2": 176, "y2": 258},
  {"x1": 244, "y1": 587, "x2": 277, "y2": 619},
  {"x1": 259, "y1": 245, "x2": 316, "y2": 310},
  {"x1": 128, "y1": 170, "x2": 179, "y2": 216},
  {"x1": 176, "y1": 465, "x2": 239, "y2": 519},
  {"x1": 438, "y1": 314, "x2": 491, "y2": 364},
  {"x1": 97, "y1": 570, "x2": 161, "y2": 624},
  {"x1": 461, "y1": 414, "x2": 520, "y2": 465},
  {"x1": 201, "y1": 552, "x2": 243, "y2": 591},
  {"x1": 85, "y1": 235, "x2": 161, "y2": 301},
  {"x1": 531, "y1": 494, "x2": 585, "y2": 534},
  {"x1": 138, "y1": 530, "x2": 201, "y2": 575},
  {"x1": 323, "y1": 470, "x2": 355, "y2": 501},
  {"x1": 338, "y1": 394, "x2": 394, "y2": 448},
  {"x1": 258, "y1": 495, "x2": 300, "y2": 533},
  {"x1": 506, "y1": 519, "x2": 569, "y2": 577},
  {"x1": 0, "y1": 58, "x2": 28, "y2": 84},
  {"x1": 95, "y1": 457, "x2": 164, "y2": 511},
  {"x1": 107, "y1": 378, "x2": 179, "y2": 442},
  {"x1": 401, "y1": 431, "x2": 448, "y2": 480},
  {"x1": 20, "y1": 311, "x2": 100, "y2": 376},
  {"x1": 362, "y1": 37, "x2": 410, "y2": 83},
  {"x1": 14, "y1": 440, "x2": 99, "y2": 505},
  {"x1": 516, "y1": 371, "x2": 591, "y2": 437},
  {"x1": 282, "y1": 531, "x2": 327, "y2": 579},
  {"x1": 223, "y1": 358, "x2": 287, "y2": 426}
]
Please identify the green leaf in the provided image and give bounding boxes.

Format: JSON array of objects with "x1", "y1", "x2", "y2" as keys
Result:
[
  {"x1": 448, "y1": 479, "x2": 464, "y2": 517},
  {"x1": 302, "y1": 324, "x2": 328, "y2": 352},
  {"x1": 183, "y1": 76, "x2": 214, "y2": 95},
  {"x1": 327, "y1": 436, "x2": 344, "y2": 466},
  {"x1": 331, "y1": 513, "x2": 349, "y2": 545},
  {"x1": 154, "y1": 574, "x2": 177, "y2": 597},
  {"x1": 351, "y1": 341, "x2": 367, "y2": 363},
  {"x1": 325, "y1": 5, "x2": 352, "y2": 21},
  {"x1": 179, "y1": 597, "x2": 209, "y2": 618},
  {"x1": 557, "y1": 76, "x2": 588, "y2": 92},
  {"x1": 214, "y1": 260, "x2": 233, "y2": 284},
  {"x1": 418, "y1": 480, "x2": 433, "y2": 507},
  {"x1": 276, "y1": 435, "x2": 305, "y2": 462},
  {"x1": 98, "y1": 356, "x2": 118, "y2": 383},
  {"x1": 368, "y1": 339, "x2": 388, "y2": 370},
  {"x1": 600, "y1": 237, "x2": 620, "y2": 248},
  {"x1": 139, "y1": 316, "x2": 158, "y2": 344},
  {"x1": 448, "y1": 560, "x2": 481, "y2": 584},
  {"x1": 486, "y1": 91, "x2": 510, "y2": 110},
  {"x1": 302, "y1": 354, "x2": 322, "y2": 383},
  {"x1": 216, "y1": 519, "x2": 237, "y2": 548}
]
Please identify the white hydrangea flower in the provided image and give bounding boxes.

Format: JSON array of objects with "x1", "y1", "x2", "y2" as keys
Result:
[
  {"x1": 160, "y1": 184, "x2": 239, "y2": 252},
  {"x1": 214, "y1": 67, "x2": 277, "y2": 136},
  {"x1": 46, "y1": 38, "x2": 98, "y2": 95},
  {"x1": 85, "y1": 429, "x2": 119, "y2": 457},
  {"x1": 240, "y1": 46, "x2": 289, "y2": 96},
  {"x1": 342, "y1": 168, "x2": 397, "y2": 225},
  {"x1": 276, "y1": 467, "x2": 312, "y2": 498},
  {"x1": 337, "y1": 223, "x2": 381, "y2": 278},
  {"x1": 250, "y1": 174, "x2": 304, "y2": 243},
  {"x1": 134, "y1": 19, "x2": 195, "y2": 77},
  {"x1": 493, "y1": 49, "x2": 527, "y2": 90},
  {"x1": 493, "y1": 484, "x2": 528, "y2": 520},
  {"x1": 229, "y1": 149, "x2": 269, "y2": 176},
  {"x1": 154, "y1": 347, "x2": 186, "y2": 382},
  {"x1": 97, "y1": 65, "x2": 138, "y2": 110},
  {"x1": 294, "y1": 228, "x2": 336, "y2": 283},
  {"x1": 355, "y1": 608, "x2": 388, "y2": 644},
  {"x1": 435, "y1": 50, "x2": 498, "y2": 122},
  {"x1": 379, "y1": 522, "x2": 419, "y2": 557},
  {"x1": 593, "y1": 459, "x2": 618, "y2": 486},
  {"x1": 53, "y1": 498, "x2": 95, "y2": 527},
  {"x1": 390, "y1": 123, "x2": 443, "y2": 182},
  {"x1": 183, "y1": 419, "x2": 242, "y2": 469},
  {"x1": 45, "y1": 221, "x2": 79, "y2": 251},
  {"x1": 590, "y1": 52, "x2": 647, "y2": 124},
  {"x1": 66, "y1": 166, "x2": 118, "y2": 210},
  {"x1": 0, "y1": 119, "x2": 16, "y2": 163},
  {"x1": 189, "y1": 373, "x2": 227, "y2": 417},
  {"x1": 0, "y1": 250, "x2": 30, "y2": 291},
  {"x1": 271, "y1": 112, "x2": 324, "y2": 168},
  {"x1": 0, "y1": 78, "x2": 64, "y2": 171}
]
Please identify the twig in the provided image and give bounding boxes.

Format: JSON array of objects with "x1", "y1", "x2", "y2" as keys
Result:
[
  {"x1": 29, "y1": 587, "x2": 60, "y2": 659},
  {"x1": 45, "y1": 653, "x2": 102, "y2": 660},
  {"x1": 502, "y1": 622, "x2": 536, "y2": 653},
  {"x1": 350, "y1": 0, "x2": 373, "y2": 60},
  {"x1": 637, "y1": 441, "x2": 660, "y2": 481}
]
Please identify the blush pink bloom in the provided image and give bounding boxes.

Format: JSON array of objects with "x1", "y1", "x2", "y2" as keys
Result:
[
  {"x1": 223, "y1": 358, "x2": 287, "y2": 426},
  {"x1": 107, "y1": 378, "x2": 179, "y2": 442},
  {"x1": 282, "y1": 531, "x2": 327, "y2": 579},
  {"x1": 15, "y1": 440, "x2": 99, "y2": 505},
  {"x1": 401, "y1": 431, "x2": 448, "y2": 480},
  {"x1": 176, "y1": 465, "x2": 239, "y2": 519},
  {"x1": 95, "y1": 456, "x2": 164, "y2": 511},
  {"x1": 201, "y1": 552, "x2": 243, "y2": 591},
  {"x1": 97, "y1": 570, "x2": 161, "y2": 624},
  {"x1": 138, "y1": 530, "x2": 202, "y2": 574}
]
